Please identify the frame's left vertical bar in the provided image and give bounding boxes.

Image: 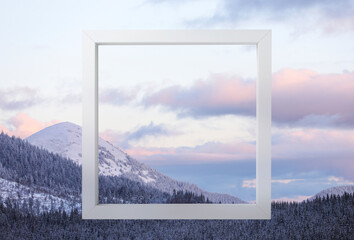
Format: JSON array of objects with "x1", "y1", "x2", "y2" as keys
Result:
[{"x1": 82, "y1": 32, "x2": 98, "y2": 219}]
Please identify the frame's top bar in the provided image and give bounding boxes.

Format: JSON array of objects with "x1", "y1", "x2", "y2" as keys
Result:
[{"x1": 83, "y1": 30, "x2": 271, "y2": 45}]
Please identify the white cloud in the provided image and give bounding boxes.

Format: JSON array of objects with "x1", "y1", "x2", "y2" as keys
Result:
[
  {"x1": 272, "y1": 195, "x2": 312, "y2": 203},
  {"x1": 272, "y1": 179, "x2": 302, "y2": 184},
  {"x1": 327, "y1": 176, "x2": 354, "y2": 185},
  {"x1": 242, "y1": 178, "x2": 303, "y2": 188},
  {"x1": 242, "y1": 179, "x2": 256, "y2": 188}
]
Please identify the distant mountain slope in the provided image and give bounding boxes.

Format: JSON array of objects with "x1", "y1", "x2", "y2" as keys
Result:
[
  {"x1": 310, "y1": 185, "x2": 354, "y2": 200},
  {"x1": 26, "y1": 122, "x2": 246, "y2": 203},
  {"x1": 0, "y1": 132, "x2": 171, "y2": 207}
]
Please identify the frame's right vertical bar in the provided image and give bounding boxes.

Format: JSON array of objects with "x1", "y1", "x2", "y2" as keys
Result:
[{"x1": 256, "y1": 31, "x2": 272, "y2": 218}]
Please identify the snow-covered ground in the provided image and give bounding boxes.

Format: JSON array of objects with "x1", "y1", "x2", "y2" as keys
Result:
[{"x1": 0, "y1": 177, "x2": 80, "y2": 213}]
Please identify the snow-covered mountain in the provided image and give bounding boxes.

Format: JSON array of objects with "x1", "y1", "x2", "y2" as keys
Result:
[
  {"x1": 309, "y1": 185, "x2": 354, "y2": 200},
  {"x1": 26, "y1": 122, "x2": 245, "y2": 203},
  {"x1": 26, "y1": 122, "x2": 132, "y2": 177}
]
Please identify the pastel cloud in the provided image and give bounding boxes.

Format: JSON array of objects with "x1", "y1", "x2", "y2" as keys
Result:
[
  {"x1": 144, "y1": 74, "x2": 256, "y2": 118},
  {"x1": 327, "y1": 176, "x2": 354, "y2": 185},
  {"x1": 144, "y1": 69, "x2": 354, "y2": 128},
  {"x1": 272, "y1": 128, "x2": 354, "y2": 180},
  {"x1": 100, "y1": 122, "x2": 172, "y2": 149},
  {"x1": 127, "y1": 122, "x2": 168, "y2": 141},
  {"x1": 99, "y1": 87, "x2": 140, "y2": 106},
  {"x1": 273, "y1": 128, "x2": 354, "y2": 159},
  {"x1": 242, "y1": 179, "x2": 256, "y2": 188},
  {"x1": 272, "y1": 195, "x2": 312, "y2": 203},
  {"x1": 111, "y1": 126, "x2": 354, "y2": 180},
  {"x1": 272, "y1": 179, "x2": 303, "y2": 184},
  {"x1": 0, "y1": 87, "x2": 42, "y2": 111},
  {"x1": 242, "y1": 178, "x2": 303, "y2": 188},
  {"x1": 125, "y1": 141, "x2": 256, "y2": 164},
  {"x1": 0, "y1": 113, "x2": 59, "y2": 139},
  {"x1": 272, "y1": 69, "x2": 354, "y2": 127},
  {"x1": 185, "y1": 0, "x2": 354, "y2": 33},
  {"x1": 150, "y1": 0, "x2": 354, "y2": 20},
  {"x1": 221, "y1": 0, "x2": 354, "y2": 21}
]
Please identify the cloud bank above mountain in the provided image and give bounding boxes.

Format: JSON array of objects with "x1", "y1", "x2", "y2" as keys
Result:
[{"x1": 139, "y1": 69, "x2": 354, "y2": 128}]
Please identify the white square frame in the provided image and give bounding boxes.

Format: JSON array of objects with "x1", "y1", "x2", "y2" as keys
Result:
[{"x1": 82, "y1": 30, "x2": 271, "y2": 219}]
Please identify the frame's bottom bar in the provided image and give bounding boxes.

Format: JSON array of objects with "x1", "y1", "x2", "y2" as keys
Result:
[{"x1": 82, "y1": 204, "x2": 270, "y2": 220}]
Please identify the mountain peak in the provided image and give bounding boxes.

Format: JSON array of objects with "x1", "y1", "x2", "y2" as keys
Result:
[
  {"x1": 37, "y1": 121, "x2": 81, "y2": 132},
  {"x1": 26, "y1": 122, "x2": 146, "y2": 178},
  {"x1": 26, "y1": 122, "x2": 83, "y2": 164}
]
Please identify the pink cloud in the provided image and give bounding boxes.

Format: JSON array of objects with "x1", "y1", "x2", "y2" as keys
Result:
[
  {"x1": 99, "y1": 128, "x2": 254, "y2": 164},
  {"x1": 272, "y1": 195, "x2": 311, "y2": 203},
  {"x1": 123, "y1": 141, "x2": 256, "y2": 164},
  {"x1": 272, "y1": 69, "x2": 354, "y2": 126},
  {"x1": 272, "y1": 128, "x2": 354, "y2": 179},
  {"x1": 0, "y1": 113, "x2": 60, "y2": 139},
  {"x1": 144, "y1": 74, "x2": 256, "y2": 118},
  {"x1": 126, "y1": 147, "x2": 176, "y2": 157},
  {"x1": 273, "y1": 128, "x2": 354, "y2": 158},
  {"x1": 99, "y1": 129, "x2": 123, "y2": 146},
  {"x1": 144, "y1": 69, "x2": 354, "y2": 127}
]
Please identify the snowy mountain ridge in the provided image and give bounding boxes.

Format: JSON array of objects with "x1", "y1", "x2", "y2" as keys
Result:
[
  {"x1": 310, "y1": 185, "x2": 354, "y2": 200},
  {"x1": 26, "y1": 122, "x2": 245, "y2": 203}
]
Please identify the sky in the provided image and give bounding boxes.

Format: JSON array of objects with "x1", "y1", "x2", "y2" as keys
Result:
[{"x1": 0, "y1": 0, "x2": 354, "y2": 202}]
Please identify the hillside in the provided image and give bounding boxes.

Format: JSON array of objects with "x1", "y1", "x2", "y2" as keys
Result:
[
  {"x1": 0, "y1": 132, "x2": 173, "y2": 208},
  {"x1": 1, "y1": 192, "x2": 353, "y2": 239},
  {"x1": 309, "y1": 185, "x2": 354, "y2": 200},
  {"x1": 26, "y1": 122, "x2": 245, "y2": 203}
]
